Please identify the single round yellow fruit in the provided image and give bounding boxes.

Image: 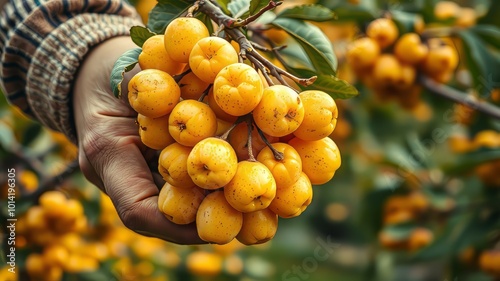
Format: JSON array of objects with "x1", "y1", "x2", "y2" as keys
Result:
[
  {"x1": 434, "y1": 1, "x2": 460, "y2": 20},
  {"x1": 139, "y1": 35, "x2": 186, "y2": 75},
  {"x1": 253, "y1": 85, "x2": 305, "y2": 137},
  {"x1": 372, "y1": 54, "x2": 403, "y2": 87},
  {"x1": 128, "y1": 69, "x2": 181, "y2": 118},
  {"x1": 158, "y1": 142, "x2": 195, "y2": 188},
  {"x1": 206, "y1": 88, "x2": 238, "y2": 122},
  {"x1": 39, "y1": 190, "x2": 68, "y2": 218},
  {"x1": 256, "y1": 142, "x2": 302, "y2": 188},
  {"x1": 186, "y1": 251, "x2": 223, "y2": 276},
  {"x1": 346, "y1": 37, "x2": 380, "y2": 70},
  {"x1": 269, "y1": 172, "x2": 313, "y2": 218},
  {"x1": 164, "y1": 17, "x2": 210, "y2": 63},
  {"x1": 236, "y1": 208, "x2": 278, "y2": 245},
  {"x1": 213, "y1": 63, "x2": 264, "y2": 116},
  {"x1": 394, "y1": 33, "x2": 428, "y2": 65},
  {"x1": 366, "y1": 18, "x2": 399, "y2": 49},
  {"x1": 189, "y1": 37, "x2": 239, "y2": 83},
  {"x1": 293, "y1": 90, "x2": 338, "y2": 141},
  {"x1": 288, "y1": 137, "x2": 341, "y2": 185},
  {"x1": 158, "y1": 182, "x2": 205, "y2": 224},
  {"x1": 408, "y1": 227, "x2": 434, "y2": 251},
  {"x1": 187, "y1": 137, "x2": 238, "y2": 189},
  {"x1": 196, "y1": 191, "x2": 243, "y2": 244},
  {"x1": 137, "y1": 113, "x2": 175, "y2": 150},
  {"x1": 168, "y1": 100, "x2": 217, "y2": 147},
  {"x1": 224, "y1": 160, "x2": 277, "y2": 213},
  {"x1": 179, "y1": 71, "x2": 211, "y2": 100},
  {"x1": 422, "y1": 44, "x2": 459, "y2": 76}
]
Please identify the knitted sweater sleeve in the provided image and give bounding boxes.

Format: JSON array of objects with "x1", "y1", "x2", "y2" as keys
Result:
[{"x1": 0, "y1": 0, "x2": 144, "y2": 142}]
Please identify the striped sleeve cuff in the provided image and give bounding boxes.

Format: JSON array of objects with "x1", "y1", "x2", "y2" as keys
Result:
[
  {"x1": 27, "y1": 14, "x2": 143, "y2": 142},
  {"x1": 0, "y1": 0, "x2": 144, "y2": 143}
]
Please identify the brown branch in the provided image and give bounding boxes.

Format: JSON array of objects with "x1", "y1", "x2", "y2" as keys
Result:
[
  {"x1": 420, "y1": 75, "x2": 500, "y2": 120},
  {"x1": 197, "y1": 0, "x2": 315, "y2": 89},
  {"x1": 232, "y1": 1, "x2": 283, "y2": 27}
]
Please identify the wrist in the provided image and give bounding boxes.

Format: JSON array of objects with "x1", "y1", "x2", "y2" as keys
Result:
[{"x1": 73, "y1": 36, "x2": 139, "y2": 142}]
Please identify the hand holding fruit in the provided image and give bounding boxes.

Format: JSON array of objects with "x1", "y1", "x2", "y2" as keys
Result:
[{"x1": 73, "y1": 36, "x2": 203, "y2": 244}]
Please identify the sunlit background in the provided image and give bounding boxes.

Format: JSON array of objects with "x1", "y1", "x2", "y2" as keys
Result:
[{"x1": 1, "y1": 0, "x2": 500, "y2": 280}]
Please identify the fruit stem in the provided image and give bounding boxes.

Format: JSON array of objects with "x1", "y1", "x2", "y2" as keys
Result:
[
  {"x1": 256, "y1": 125, "x2": 284, "y2": 161},
  {"x1": 246, "y1": 118, "x2": 257, "y2": 162},
  {"x1": 419, "y1": 75, "x2": 500, "y2": 120},
  {"x1": 219, "y1": 115, "x2": 247, "y2": 141},
  {"x1": 198, "y1": 84, "x2": 212, "y2": 102},
  {"x1": 174, "y1": 68, "x2": 192, "y2": 83},
  {"x1": 186, "y1": 1, "x2": 201, "y2": 17}
]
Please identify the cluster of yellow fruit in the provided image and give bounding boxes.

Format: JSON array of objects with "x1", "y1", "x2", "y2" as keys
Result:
[
  {"x1": 449, "y1": 130, "x2": 500, "y2": 187},
  {"x1": 378, "y1": 192, "x2": 437, "y2": 251},
  {"x1": 128, "y1": 17, "x2": 342, "y2": 245},
  {"x1": 16, "y1": 189, "x2": 197, "y2": 281},
  {"x1": 17, "y1": 191, "x2": 101, "y2": 281},
  {"x1": 433, "y1": 1, "x2": 478, "y2": 28},
  {"x1": 347, "y1": 17, "x2": 459, "y2": 109}
]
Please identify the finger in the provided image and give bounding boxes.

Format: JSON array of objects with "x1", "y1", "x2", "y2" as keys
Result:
[
  {"x1": 96, "y1": 135, "x2": 204, "y2": 244},
  {"x1": 78, "y1": 147, "x2": 105, "y2": 191}
]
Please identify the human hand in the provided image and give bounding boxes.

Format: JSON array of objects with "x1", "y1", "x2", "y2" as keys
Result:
[{"x1": 73, "y1": 36, "x2": 203, "y2": 244}]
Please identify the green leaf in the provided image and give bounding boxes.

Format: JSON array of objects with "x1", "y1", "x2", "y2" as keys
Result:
[
  {"x1": 130, "y1": 26, "x2": 156, "y2": 47},
  {"x1": 272, "y1": 18, "x2": 337, "y2": 75},
  {"x1": 276, "y1": 60, "x2": 357, "y2": 99},
  {"x1": 249, "y1": 0, "x2": 270, "y2": 16},
  {"x1": 318, "y1": 0, "x2": 377, "y2": 23},
  {"x1": 380, "y1": 223, "x2": 416, "y2": 241},
  {"x1": 197, "y1": 13, "x2": 215, "y2": 35},
  {"x1": 0, "y1": 122, "x2": 15, "y2": 149},
  {"x1": 458, "y1": 29, "x2": 500, "y2": 98},
  {"x1": 306, "y1": 75, "x2": 358, "y2": 99},
  {"x1": 390, "y1": 10, "x2": 421, "y2": 34},
  {"x1": 470, "y1": 25, "x2": 500, "y2": 50},
  {"x1": 147, "y1": 0, "x2": 192, "y2": 34},
  {"x1": 443, "y1": 148, "x2": 500, "y2": 174},
  {"x1": 110, "y1": 48, "x2": 141, "y2": 98},
  {"x1": 277, "y1": 4, "x2": 336, "y2": 22},
  {"x1": 228, "y1": 0, "x2": 250, "y2": 17},
  {"x1": 215, "y1": 0, "x2": 231, "y2": 15},
  {"x1": 21, "y1": 123, "x2": 42, "y2": 147}
]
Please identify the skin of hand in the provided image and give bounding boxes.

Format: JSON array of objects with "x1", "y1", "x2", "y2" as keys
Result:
[{"x1": 73, "y1": 36, "x2": 203, "y2": 244}]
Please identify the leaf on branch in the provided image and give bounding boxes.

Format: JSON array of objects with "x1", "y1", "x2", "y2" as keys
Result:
[
  {"x1": 380, "y1": 223, "x2": 416, "y2": 242},
  {"x1": 197, "y1": 13, "x2": 215, "y2": 35},
  {"x1": 278, "y1": 64, "x2": 357, "y2": 99},
  {"x1": 458, "y1": 29, "x2": 500, "y2": 98},
  {"x1": 306, "y1": 75, "x2": 358, "y2": 99},
  {"x1": 147, "y1": 0, "x2": 192, "y2": 34},
  {"x1": 443, "y1": 147, "x2": 500, "y2": 174},
  {"x1": 272, "y1": 18, "x2": 337, "y2": 75},
  {"x1": 130, "y1": 26, "x2": 156, "y2": 47},
  {"x1": 390, "y1": 10, "x2": 422, "y2": 34},
  {"x1": 215, "y1": 0, "x2": 231, "y2": 15},
  {"x1": 249, "y1": 0, "x2": 273, "y2": 16},
  {"x1": 276, "y1": 4, "x2": 337, "y2": 22},
  {"x1": 470, "y1": 25, "x2": 500, "y2": 50},
  {"x1": 110, "y1": 48, "x2": 141, "y2": 98},
  {"x1": 228, "y1": 0, "x2": 250, "y2": 18},
  {"x1": 318, "y1": 0, "x2": 377, "y2": 23}
]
